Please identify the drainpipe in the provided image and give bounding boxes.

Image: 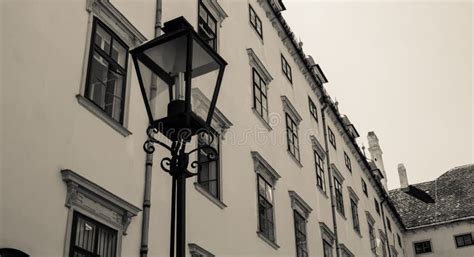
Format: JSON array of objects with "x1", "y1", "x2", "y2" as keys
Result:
[
  {"x1": 380, "y1": 196, "x2": 392, "y2": 257},
  {"x1": 321, "y1": 101, "x2": 340, "y2": 257},
  {"x1": 140, "y1": 1, "x2": 162, "y2": 257}
]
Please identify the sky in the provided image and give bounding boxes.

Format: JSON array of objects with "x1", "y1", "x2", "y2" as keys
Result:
[{"x1": 282, "y1": 0, "x2": 473, "y2": 189}]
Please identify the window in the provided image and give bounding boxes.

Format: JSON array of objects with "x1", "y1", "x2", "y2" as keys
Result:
[
  {"x1": 197, "y1": 133, "x2": 220, "y2": 199},
  {"x1": 455, "y1": 233, "x2": 473, "y2": 248},
  {"x1": 328, "y1": 127, "x2": 336, "y2": 149},
  {"x1": 350, "y1": 199, "x2": 360, "y2": 233},
  {"x1": 314, "y1": 151, "x2": 325, "y2": 191},
  {"x1": 414, "y1": 241, "x2": 432, "y2": 254},
  {"x1": 344, "y1": 152, "x2": 352, "y2": 172},
  {"x1": 281, "y1": 54, "x2": 292, "y2": 83},
  {"x1": 69, "y1": 212, "x2": 117, "y2": 257},
  {"x1": 368, "y1": 222, "x2": 376, "y2": 253},
  {"x1": 85, "y1": 19, "x2": 128, "y2": 124},
  {"x1": 198, "y1": 0, "x2": 217, "y2": 50},
  {"x1": 397, "y1": 233, "x2": 402, "y2": 247},
  {"x1": 334, "y1": 177, "x2": 344, "y2": 215},
  {"x1": 249, "y1": 5, "x2": 262, "y2": 38},
  {"x1": 252, "y1": 68, "x2": 269, "y2": 122},
  {"x1": 375, "y1": 198, "x2": 380, "y2": 215},
  {"x1": 286, "y1": 113, "x2": 300, "y2": 161},
  {"x1": 361, "y1": 178, "x2": 368, "y2": 197},
  {"x1": 308, "y1": 97, "x2": 318, "y2": 122},
  {"x1": 386, "y1": 217, "x2": 392, "y2": 231},
  {"x1": 294, "y1": 211, "x2": 308, "y2": 257},
  {"x1": 381, "y1": 238, "x2": 388, "y2": 257},
  {"x1": 323, "y1": 240, "x2": 333, "y2": 257},
  {"x1": 257, "y1": 175, "x2": 275, "y2": 242}
]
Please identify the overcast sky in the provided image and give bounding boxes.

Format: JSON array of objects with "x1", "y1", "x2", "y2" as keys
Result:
[{"x1": 282, "y1": 0, "x2": 473, "y2": 189}]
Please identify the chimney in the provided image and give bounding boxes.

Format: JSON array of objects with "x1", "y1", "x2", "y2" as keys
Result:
[
  {"x1": 398, "y1": 163, "x2": 409, "y2": 191},
  {"x1": 367, "y1": 131, "x2": 388, "y2": 191}
]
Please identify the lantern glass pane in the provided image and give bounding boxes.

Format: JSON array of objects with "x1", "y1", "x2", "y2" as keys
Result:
[
  {"x1": 190, "y1": 38, "x2": 221, "y2": 124},
  {"x1": 143, "y1": 34, "x2": 188, "y2": 76},
  {"x1": 136, "y1": 58, "x2": 170, "y2": 121}
]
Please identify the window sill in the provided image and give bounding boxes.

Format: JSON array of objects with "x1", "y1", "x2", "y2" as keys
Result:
[
  {"x1": 353, "y1": 228, "x2": 363, "y2": 238},
  {"x1": 194, "y1": 183, "x2": 227, "y2": 209},
  {"x1": 76, "y1": 95, "x2": 131, "y2": 137},
  {"x1": 249, "y1": 23, "x2": 264, "y2": 44},
  {"x1": 251, "y1": 108, "x2": 272, "y2": 131},
  {"x1": 317, "y1": 186, "x2": 329, "y2": 199},
  {"x1": 286, "y1": 150, "x2": 303, "y2": 168},
  {"x1": 257, "y1": 231, "x2": 280, "y2": 250},
  {"x1": 337, "y1": 209, "x2": 346, "y2": 220}
]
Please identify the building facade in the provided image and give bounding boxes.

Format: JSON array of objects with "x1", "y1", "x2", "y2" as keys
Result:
[
  {"x1": 1, "y1": 1, "x2": 463, "y2": 257},
  {"x1": 390, "y1": 164, "x2": 474, "y2": 257}
]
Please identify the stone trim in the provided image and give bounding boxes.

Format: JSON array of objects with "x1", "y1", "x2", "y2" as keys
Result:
[
  {"x1": 191, "y1": 88, "x2": 233, "y2": 137},
  {"x1": 378, "y1": 229, "x2": 387, "y2": 241},
  {"x1": 76, "y1": 95, "x2": 132, "y2": 137},
  {"x1": 281, "y1": 96, "x2": 303, "y2": 124},
  {"x1": 86, "y1": 0, "x2": 146, "y2": 47},
  {"x1": 288, "y1": 191, "x2": 312, "y2": 219},
  {"x1": 247, "y1": 48, "x2": 273, "y2": 84},
  {"x1": 319, "y1": 222, "x2": 336, "y2": 245},
  {"x1": 251, "y1": 151, "x2": 281, "y2": 186},
  {"x1": 188, "y1": 243, "x2": 215, "y2": 257},
  {"x1": 310, "y1": 135, "x2": 326, "y2": 159},
  {"x1": 61, "y1": 169, "x2": 140, "y2": 235},
  {"x1": 366, "y1": 211, "x2": 375, "y2": 225},
  {"x1": 347, "y1": 186, "x2": 359, "y2": 203},
  {"x1": 331, "y1": 164, "x2": 344, "y2": 182},
  {"x1": 194, "y1": 183, "x2": 227, "y2": 209},
  {"x1": 200, "y1": 0, "x2": 228, "y2": 26},
  {"x1": 339, "y1": 243, "x2": 355, "y2": 257}
]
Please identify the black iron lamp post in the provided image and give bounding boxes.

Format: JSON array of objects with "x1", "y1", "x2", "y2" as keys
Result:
[{"x1": 130, "y1": 16, "x2": 227, "y2": 257}]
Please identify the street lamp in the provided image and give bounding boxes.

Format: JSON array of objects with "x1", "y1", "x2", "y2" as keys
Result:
[{"x1": 130, "y1": 16, "x2": 227, "y2": 257}]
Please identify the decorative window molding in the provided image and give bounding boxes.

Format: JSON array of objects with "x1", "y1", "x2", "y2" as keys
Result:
[
  {"x1": 191, "y1": 88, "x2": 233, "y2": 137},
  {"x1": 319, "y1": 222, "x2": 336, "y2": 245},
  {"x1": 310, "y1": 135, "x2": 326, "y2": 159},
  {"x1": 331, "y1": 164, "x2": 344, "y2": 182},
  {"x1": 251, "y1": 151, "x2": 281, "y2": 186},
  {"x1": 61, "y1": 169, "x2": 141, "y2": 235},
  {"x1": 339, "y1": 244, "x2": 355, "y2": 257},
  {"x1": 188, "y1": 243, "x2": 215, "y2": 257},
  {"x1": 200, "y1": 0, "x2": 228, "y2": 26},
  {"x1": 288, "y1": 190, "x2": 312, "y2": 219},
  {"x1": 281, "y1": 96, "x2": 302, "y2": 124},
  {"x1": 347, "y1": 186, "x2": 359, "y2": 203},
  {"x1": 247, "y1": 48, "x2": 273, "y2": 84},
  {"x1": 378, "y1": 229, "x2": 387, "y2": 241},
  {"x1": 86, "y1": 0, "x2": 147, "y2": 47},
  {"x1": 390, "y1": 245, "x2": 398, "y2": 257},
  {"x1": 366, "y1": 211, "x2": 375, "y2": 225}
]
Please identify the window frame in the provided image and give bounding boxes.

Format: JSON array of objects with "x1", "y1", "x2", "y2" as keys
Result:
[
  {"x1": 286, "y1": 113, "x2": 300, "y2": 162},
  {"x1": 252, "y1": 68, "x2": 269, "y2": 122},
  {"x1": 294, "y1": 210, "x2": 308, "y2": 257},
  {"x1": 197, "y1": 132, "x2": 221, "y2": 200},
  {"x1": 69, "y1": 211, "x2": 118, "y2": 257},
  {"x1": 84, "y1": 18, "x2": 129, "y2": 125},
  {"x1": 328, "y1": 127, "x2": 336, "y2": 149},
  {"x1": 257, "y1": 174, "x2": 276, "y2": 243},
  {"x1": 281, "y1": 54, "x2": 293, "y2": 83},
  {"x1": 198, "y1": 0, "x2": 218, "y2": 50},
  {"x1": 308, "y1": 97, "x2": 318, "y2": 122},
  {"x1": 414, "y1": 240, "x2": 432, "y2": 254},
  {"x1": 386, "y1": 217, "x2": 392, "y2": 232},
  {"x1": 368, "y1": 222, "x2": 376, "y2": 253},
  {"x1": 344, "y1": 152, "x2": 352, "y2": 172},
  {"x1": 323, "y1": 239, "x2": 333, "y2": 257},
  {"x1": 314, "y1": 151, "x2": 326, "y2": 192},
  {"x1": 350, "y1": 198, "x2": 360, "y2": 233},
  {"x1": 361, "y1": 178, "x2": 368, "y2": 197},
  {"x1": 334, "y1": 177, "x2": 344, "y2": 215},
  {"x1": 454, "y1": 233, "x2": 473, "y2": 248},
  {"x1": 249, "y1": 4, "x2": 263, "y2": 39},
  {"x1": 375, "y1": 198, "x2": 381, "y2": 215}
]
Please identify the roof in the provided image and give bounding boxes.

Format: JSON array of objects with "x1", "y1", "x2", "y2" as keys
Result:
[{"x1": 389, "y1": 164, "x2": 474, "y2": 229}]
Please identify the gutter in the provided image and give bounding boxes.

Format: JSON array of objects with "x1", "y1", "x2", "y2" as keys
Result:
[
  {"x1": 321, "y1": 102, "x2": 340, "y2": 257},
  {"x1": 140, "y1": 1, "x2": 162, "y2": 257}
]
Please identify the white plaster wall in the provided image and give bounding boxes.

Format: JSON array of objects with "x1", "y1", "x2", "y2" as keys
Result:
[
  {"x1": 404, "y1": 222, "x2": 474, "y2": 257},
  {"x1": 0, "y1": 0, "x2": 4, "y2": 244},
  {"x1": 0, "y1": 0, "x2": 156, "y2": 256}
]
